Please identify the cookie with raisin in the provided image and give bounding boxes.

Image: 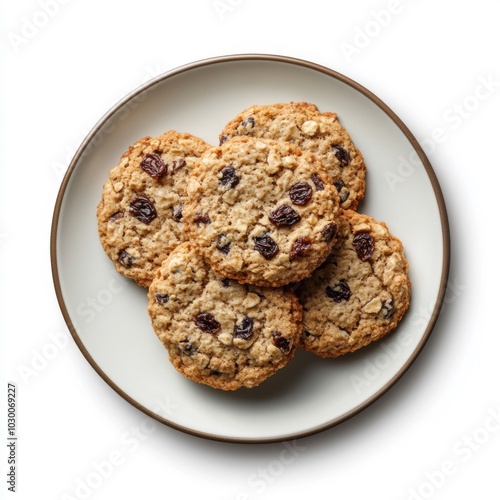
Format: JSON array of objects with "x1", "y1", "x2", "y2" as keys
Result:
[
  {"x1": 147, "y1": 243, "x2": 303, "y2": 390},
  {"x1": 219, "y1": 102, "x2": 366, "y2": 210},
  {"x1": 183, "y1": 136, "x2": 340, "y2": 287},
  {"x1": 97, "y1": 130, "x2": 210, "y2": 287},
  {"x1": 296, "y1": 210, "x2": 411, "y2": 357}
]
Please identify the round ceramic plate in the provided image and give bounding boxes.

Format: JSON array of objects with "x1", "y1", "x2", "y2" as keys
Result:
[{"x1": 51, "y1": 54, "x2": 450, "y2": 443}]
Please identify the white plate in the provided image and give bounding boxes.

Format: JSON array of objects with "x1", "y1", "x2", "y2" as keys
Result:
[{"x1": 51, "y1": 54, "x2": 450, "y2": 443}]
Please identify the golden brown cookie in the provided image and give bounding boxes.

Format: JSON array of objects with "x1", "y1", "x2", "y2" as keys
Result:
[
  {"x1": 219, "y1": 102, "x2": 366, "y2": 210},
  {"x1": 147, "y1": 243, "x2": 303, "y2": 390},
  {"x1": 183, "y1": 136, "x2": 340, "y2": 287},
  {"x1": 296, "y1": 210, "x2": 411, "y2": 357},
  {"x1": 97, "y1": 130, "x2": 210, "y2": 287}
]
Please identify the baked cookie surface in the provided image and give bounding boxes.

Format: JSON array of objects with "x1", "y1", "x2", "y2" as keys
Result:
[
  {"x1": 219, "y1": 102, "x2": 366, "y2": 210},
  {"x1": 147, "y1": 243, "x2": 303, "y2": 390},
  {"x1": 184, "y1": 135, "x2": 340, "y2": 287},
  {"x1": 297, "y1": 210, "x2": 411, "y2": 357},
  {"x1": 97, "y1": 130, "x2": 210, "y2": 287}
]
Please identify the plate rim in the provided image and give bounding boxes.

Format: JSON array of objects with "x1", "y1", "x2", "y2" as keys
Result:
[{"x1": 50, "y1": 53, "x2": 451, "y2": 444}]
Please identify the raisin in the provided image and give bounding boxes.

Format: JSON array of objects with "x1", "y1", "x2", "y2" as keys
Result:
[
  {"x1": 171, "y1": 158, "x2": 186, "y2": 173},
  {"x1": 178, "y1": 339, "x2": 195, "y2": 356},
  {"x1": 311, "y1": 173, "x2": 325, "y2": 191},
  {"x1": 118, "y1": 249, "x2": 134, "y2": 268},
  {"x1": 216, "y1": 234, "x2": 231, "y2": 255},
  {"x1": 129, "y1": 195, "x2": 157, "y2": 224},
  {"x1": 321, "y1": 223, "x2": 337, "y2": 243},
  {"x1": 289, "y1": 236, "x2": 312, "y2": 261},
  {"x1": 268, "y1": 205, "x2": 301, "y2": 228},
  {"x1": 272, "y1": 331, "x2": 290, "y2": 351},
  {"x1": 155, "y1": 293, "x2": 169, "y2": 304},
  {"x1": 253, "y1": 235, "x2": 279, "y2": 260},
  {"x1": 140, "y1": 153, "x2": 167, "y2": 179},
  {"x1": 221, "y1": 278, "x2": 231, "y2": 287},
  {"x1": 381, "y1": 299, "x2": 395, "y2": 319},
  {"x1": 333, "y1": 180, "x2": 350, "y2": 203},
  {"x1": 332, "y1": 145, "x2": 350, "y2": 166},
  {"x1": 193, "y1": 213, "x2": 211, "y2": 224},
  {"x1": 109, "y1": 211, "x2": 124, "y2": 223},
  {"x1": 172, "y1": 203, "x2": 183, "y2": 222},
  {"x1": 194, "y1": 312, "x2": 221, "y2": 334},
  {"x1": 233, "y1": 316, "x2": 254, "y2": 340},
  {"x1": 219, "y1": 134, "x2": 230, "y2": 145},
  {"x1": 326, "y1": 279, "x2": 351, "y2": 302},
  {"x1": 219, "y1": 165, "x2": 239, "y2": 188},
  {"x1": 238, "y1": 116, "x2": 255, "y2": 133},
  {"x1": 352, "y1": 232, "x2": 374, "y2": 261},
  {"x1": 289, "y1": 182, "x2": 313, "y2": 205}
]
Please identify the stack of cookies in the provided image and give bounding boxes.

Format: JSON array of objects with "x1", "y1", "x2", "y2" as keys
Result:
[{"x1": 97, "y1": 102, "x2": 411, "y2": 391}]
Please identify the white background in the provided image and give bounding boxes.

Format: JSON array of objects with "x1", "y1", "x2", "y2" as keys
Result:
[{"x1": 1, "y1": 1, "x2": 499, "y2": 499}]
